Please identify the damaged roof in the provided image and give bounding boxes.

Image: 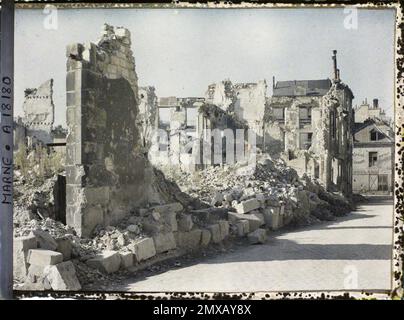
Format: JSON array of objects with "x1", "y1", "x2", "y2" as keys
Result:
[
  {"x1": 273, "y1": 79, "x2": 332, "y2": 97},
  {"x1": 353, "y1": 118, "x2": 394, "y2": 142}
]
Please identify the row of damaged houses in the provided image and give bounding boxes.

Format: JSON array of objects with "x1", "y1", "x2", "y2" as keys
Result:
[
  {"x1": 14, "y1": 47, "x2": 394, "y2": 201},
  {"x1": 143, "y1": 51, "x2": 394, "y2": 196},
  {"x1": 10, "y1": 25, "x2": 394, "y2": 240},
  {"x1": 146, "y1": 51, "x2": 365, "y2": 197}
]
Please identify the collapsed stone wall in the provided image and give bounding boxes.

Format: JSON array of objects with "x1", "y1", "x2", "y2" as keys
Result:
[
  {"x1": 205, "y1": 80, "x2": 236, "y2": 112},
  {"x1": 65, "y1": 24, "x2": 150, "y2": 237},
  {"x1": 22, "y1": 79, "x2": 55, "y2": 144},
  {"x1": 138, "y1": 86, "x2": 158, "y2": 153},
  {"x1": 205, "y1": 80, "x2": 268, "y2": 148},
  {"x1": 194, "y1": 103, "x2": 249, "y2": 169},
  {"x1": 263, "y1": 81, "x2": 354, "y2": 195}
]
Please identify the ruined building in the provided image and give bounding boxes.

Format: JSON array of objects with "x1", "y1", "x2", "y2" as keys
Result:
[
  {"x1": 65, "y1": 24, "x2": 161, "y2": 237},
  {"x1": 352, "y1": 99, "x2": 394, "y2": 194},
  {"x1": 149, "y1": 93, "x2": 252, "y2": 171},
  {"x1": 14, "y1": 79, "x2": 67, "y2": 151},
  {"x1": 205, "y1": 80, "x2": 267, "y2": 148},
  {"x1": 138, "y1": 86, "x2": 158, "y2": 153},
  {"x1": 22, "y1": 79, "x2": 55, "y2": 145},
  {"x1": 264, "y1": 51, "x2": 354, "y2": 196}
]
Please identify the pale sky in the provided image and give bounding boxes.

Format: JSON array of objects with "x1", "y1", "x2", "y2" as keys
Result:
[{"x1": 15, "y1": 8, "x2": 396, "y2": 126}]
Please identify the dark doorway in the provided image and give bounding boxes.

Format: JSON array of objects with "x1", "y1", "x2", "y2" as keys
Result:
[{"x1": 54, "y1": 174, "x2": 66, "y2": 224}]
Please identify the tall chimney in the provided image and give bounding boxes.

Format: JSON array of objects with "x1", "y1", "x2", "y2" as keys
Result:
[
  {"x1": 272, "y1": 76, "x2": 275, "y2": 90},
  {"x1": 332, "y1": 50, "x2": 338, "y2": 81},
  {"x1": 373, "y1": 98, "x2": 379, "y2": 109}
]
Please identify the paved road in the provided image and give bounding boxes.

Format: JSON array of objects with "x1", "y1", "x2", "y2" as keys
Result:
[{"x1": 120, "y1": 197, "x2": 393, "y2": 292}]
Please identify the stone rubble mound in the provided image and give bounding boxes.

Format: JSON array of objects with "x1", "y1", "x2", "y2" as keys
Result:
[{"x1": 12, "y1": 154, "x2": 353, "y2": 291}]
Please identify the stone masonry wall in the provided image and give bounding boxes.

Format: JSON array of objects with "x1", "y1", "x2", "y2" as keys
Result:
[
  {"x1": 66, "y1": 24, "x2": 148, "y2": 237},
  {"x1": 22, "y1": 79, "x2": 55, "y2": 144}
]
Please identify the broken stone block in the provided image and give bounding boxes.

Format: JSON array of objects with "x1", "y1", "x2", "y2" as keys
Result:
[
  {"x1": 150, "y1": 202, "x2": 183, "y2": 214},
  {"x1": 207, "y1": 224, "x2": 221, "y2": 243},
  {"x1": 248, "y1": 228, "x2": 267, "y2": 244},
  {"x1": 227, "y1": 211, "x2": 264, "y2": 232},
  {"x1": 13, "y1": 234, "x2": 37, "y2": 281},
  {"x1": 178, "y1": 214, "x2": 193, "y2": 232},
  {"x1": 126, "y1": 224, "x2": 140, "y2": 234},
  {"x1": 119, "y1": 251, "x2": 133, "y2": 269},
  {"x1": 86, "y1": 250, "x2": 121, "y2": 274},
  {"x1": 175, "y1": 229, "x2": 202, "y2": 249},
  {"x1": 43, "y1": 261, "x2": 81, "y2": 291},
  {"x1": 128, "y1": 237, "x2": 156, "y2": 262},
  {"x1": 255, "y1": 193, "x2": 268, "y2": 208},
  {"x1": 25, "y1": 264, "x2": 50, "y2": 290},
  {"x1": 32, "y1": 230, "x2": 58, "y2": 251},
  {"x1": 55, "y1": 237, "x2": 72, "y2": 261},
  {"x1": 263, "y1": 207, "x2": 283, "y2": 230},
  {"x1": 234, "y1": 198, "x2": 261, "y2": 214},
  {"x1": 223, "y1": 193, "x2": 233, "y2": 204},
  {"x1": 27, "y1": 249, "x2": 63, "y2": 267},
  {"x1": 190, "y1": 207, "x2": 228, "y2": 224},
  {"x1": 21, "y1": 278, "x2": 48, "y2": 291},
  {"x1": 235, "y1": 220, "x2": 249, "y2": 237},
  {"x1": 142, "y1": 220, "x2": 163, "y2": 235},
  {"x1": 151, "y1": 211, "x2": 161, "y2": 221},
  {"x1": 162, "y1": 211, "x2": 178, "y2": 232},
  {"x1": 200, "y1": 229, "x2": 211, "y2": 246},
  {"x1": 218, "y1": 220, "x2": 229, "y2": 240},
  {"x1": 211, "y1": 191, "x2": 224, "y2": 207},
  {"x1": 250, "y1": 211, "x2": 265, "y2": 225},
  {"x1": 153, "y1": 232, "x2": 177, "y2": 253},
  {"x1": 82, "y1": 205, "x2": 104, "y2": 237}
]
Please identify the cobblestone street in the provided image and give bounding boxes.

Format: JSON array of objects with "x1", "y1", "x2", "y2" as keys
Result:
[{"x1": 121, "y1": 197, "x2": 393, "y2": 292}]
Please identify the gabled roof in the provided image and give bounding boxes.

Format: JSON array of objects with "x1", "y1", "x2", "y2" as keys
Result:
[
  {"x1": 273, "y1": 79, "x2": 332, "y2": 97},
  {"x1": 353, "y1": 119, "x2": 394, "y2": 142}
]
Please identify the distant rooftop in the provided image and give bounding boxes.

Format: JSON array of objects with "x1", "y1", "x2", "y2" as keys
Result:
[{"x1": 273, "y1": 79, "x2": 332, "y2": 97}]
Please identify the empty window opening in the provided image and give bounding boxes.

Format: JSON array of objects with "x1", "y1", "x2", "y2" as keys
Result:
[
  {"x1": 369, "y1": 151, "x2": 378, "y2": 167},
  {"x1": 273, "y1": 107, "x2": 285, "y2": 122},
  {"x1": 299, "y1": 106, "x2": 312, "y2": 126},
  {"x1": 299, "y1": 132, "x2": 313, "y2": 150}
]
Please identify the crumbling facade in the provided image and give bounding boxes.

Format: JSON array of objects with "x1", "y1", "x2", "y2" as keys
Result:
[
  {"x1": 65, "y1": 24, "x2": 151, "y2": 237},
  {"x1": 352, "y1": 99, "x2": 394, "y2": 194},
  {"x1": 150, "y1": 94, "x2": 251, "y2": 171},
  {"x1": 205, "y1": 79, "x2": 267, "y2": 148},
  {"x1": 264, "y1": 51, "x2": 354, "y2": 196},
  {"x1": 14, "y1": 79, "x2": 67, "y2": 152},
  {"x1": 195, "y1": 103, "x2": 250, "y2": 169},
  {"x1": 138, "y1": 86, "x2": 158, "y2": 153},
  {"x1": 149, "y1": 96, "x2": 200, "y2": 170},
  {"x1": 22, "y1": 79, "x2": 55, "y2": 145}
]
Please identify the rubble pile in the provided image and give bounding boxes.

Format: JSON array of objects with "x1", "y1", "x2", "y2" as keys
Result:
[
  {"x1": 12, "y1": 153, "x2": 353, "y2": 291},
  {"x1": 163, "y1": 154, "x2": 353, "y2": 227},
  {"x1": 14, "y1": 172, "x2": 59, "y2": 223},
  {"x1": 13, "y1": 219, "x2": 82, "y2": 291}
]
